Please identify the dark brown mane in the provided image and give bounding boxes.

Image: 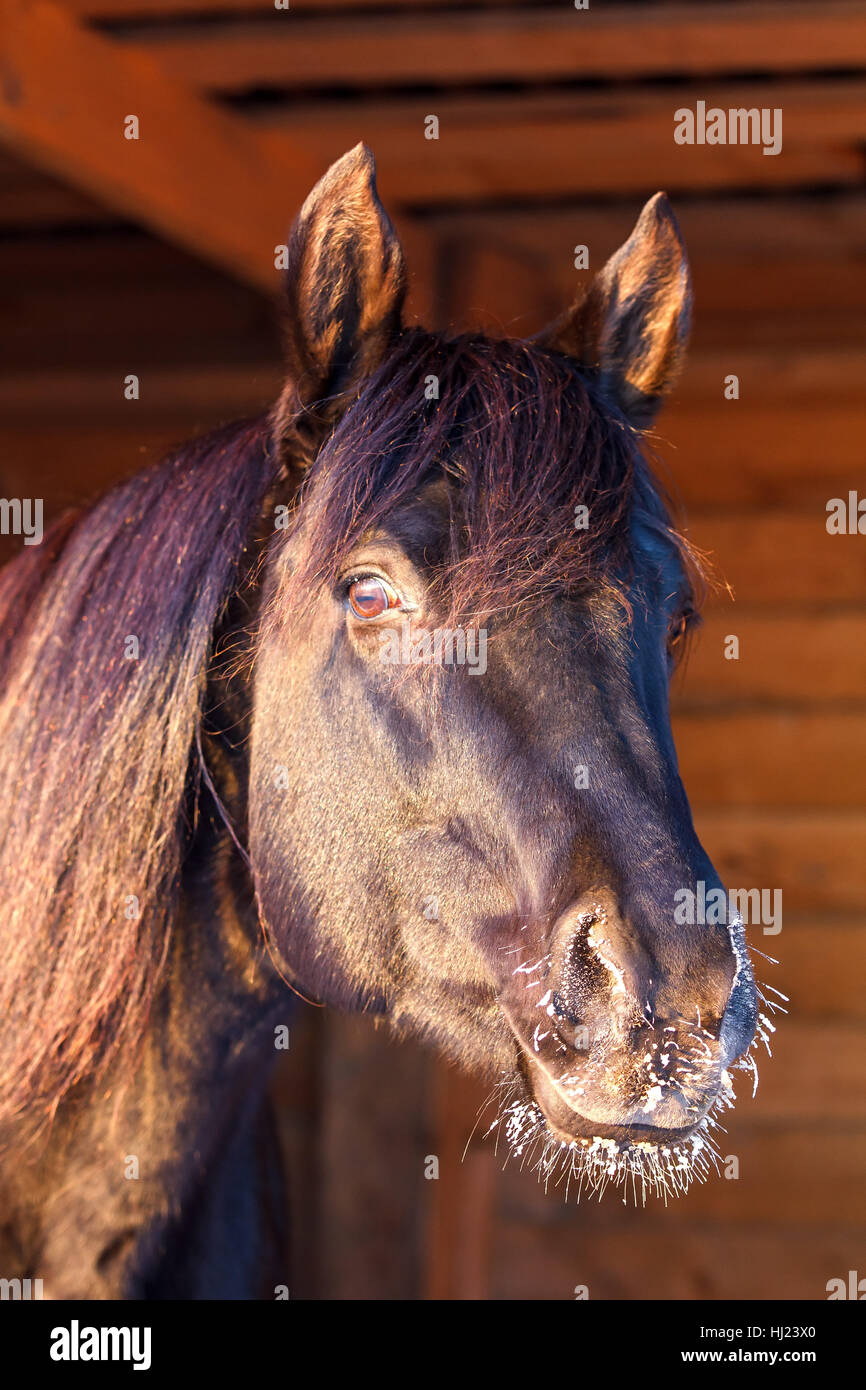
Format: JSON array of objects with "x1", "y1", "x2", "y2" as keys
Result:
[{"x1": 0, "y1": 421, "x2": 276, "y2": 1134}]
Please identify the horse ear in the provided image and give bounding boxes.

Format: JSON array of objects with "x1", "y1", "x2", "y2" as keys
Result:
[
  {"x1": 276, "y1": 143, "x2": 407, "y2": 449},
  {"x1": 536, "y1": 193, "x2": 691, "y2": 429}
]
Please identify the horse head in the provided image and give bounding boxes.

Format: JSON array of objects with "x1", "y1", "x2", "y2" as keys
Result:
[{"x1": 248, "y1": 146, "x2": 760, "y2": 1199}]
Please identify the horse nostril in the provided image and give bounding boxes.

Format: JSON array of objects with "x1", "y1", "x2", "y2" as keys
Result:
[
  {"x1": 549, "y1": 908, "x2": 614, "y2": 1048},
  {"x1": 550, "y1": 990, "x2": 578, "y2": 1025},
  {"x1": 564, "y1": 907, "x2": 636, "y2": 1009},
  {"x1": 550, "y1": 992, "x2": 592, "y2": 1053}
]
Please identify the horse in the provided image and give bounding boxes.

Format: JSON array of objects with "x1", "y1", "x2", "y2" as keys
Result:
[{"x1": 0, "y1": 144, "x2": 766, "y2": 1299}]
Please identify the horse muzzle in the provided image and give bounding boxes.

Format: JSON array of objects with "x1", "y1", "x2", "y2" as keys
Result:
[{"x1": 499, "y1": 890, "x2": 757, "y2": 1149}]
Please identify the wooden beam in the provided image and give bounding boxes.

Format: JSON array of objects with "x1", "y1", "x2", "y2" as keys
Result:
[
  {"x1": 492, "y1": 1217, "x2": 866, "y2": 1300},
  {"x1": 679, "y1": 613, "x2": 866, "y2": 706},
  {"x1": 426, "y1": 1065, "x2": 495, "y2": 1300},
  {"x1": 675, "y1": 709, "x2": 866, "y2": 809},
  {"x1": 121, "y1": 4, "x2": 866, "y2": 94},
  {"x1": 432, "y1": 194, "x2": 866, "y2": 339},
  {"x1": 694, "y1": 809, "x2": 866, "y2": 917},
  {"x1": 0, "y1": 363, "x2": 281, "y2": 424},
  {"x1": 69, "y1": 0, "x2": 487, "y2": 15},
  {"x1": 686, "y1": 508, "x2": 866, "y2": 606},
  {"x1": 255, "y1": 79, "x2": 866, "y2": 203},
  {"x1": 0, "y1": 0, "x2": 322, "y2": 293}
]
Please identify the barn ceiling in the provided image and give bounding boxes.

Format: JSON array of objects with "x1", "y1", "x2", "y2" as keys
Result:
[
  {"x1": 0, "y1": 0, "x2": 863, "y2": 503},
  {"x1": 0, "y1": 0, "x2": 864, "y2": 294}
]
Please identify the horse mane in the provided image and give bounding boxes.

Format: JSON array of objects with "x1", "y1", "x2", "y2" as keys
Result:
[
  {"x1": 272, "y1": 329, "x2": 702, "y2": 632},
  {"x1": 0, "y1": 419, "x2": 276, "y2": 1132}
]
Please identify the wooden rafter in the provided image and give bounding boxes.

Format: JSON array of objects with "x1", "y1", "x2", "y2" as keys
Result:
[
  {"x1": 0, "y1": 0, "x2": 322, "y2": 293},
  {"x1": 253, "y1": 79, "x2": 866, "y2": 203},
  {"x1": 116, "y1": 3, "x2": 866, "y2": 94}
]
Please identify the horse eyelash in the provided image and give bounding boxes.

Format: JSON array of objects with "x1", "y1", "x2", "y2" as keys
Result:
[
  {"x1": 666, "y1": 605, "x2": 701, "y2": 657},
  {"x1": 340, "y1": 568, "x2": 388, "y2": 589},
  {"x1": 339, "y1": 568, "x2": 395, "y2": 600}
]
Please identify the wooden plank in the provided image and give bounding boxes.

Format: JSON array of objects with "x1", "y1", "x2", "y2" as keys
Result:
[
  {"x1": 0, "y1": 271, "x2": 279, "y2": 372},
  {"x1": 444, "y1": 194, "x2": 866, "y2": 286},
  {"x1": 686, "y1": 511, "x2": 866, "y2": 606},
  {"x1": 680, "y1": 348, "x2": 863, "y2": 403},
  {"x1": 440, "y1": 195, "x2": 866, "y2": 343},
  {"x1": 679, "y1": 1128, "x2": 866, "y2": 1224},
  {"x1": 0, "y1": 216, "x2": 434, "y2": 324},
  {"x1": 0, "y1": 0, "x2": 321, "y2": 292},
  {"x1": 749, "y1": 1021, "x2": 866, "y2": 1123},
  {"x1": 658, "y1": 402, "x2": 866, "y2": 509},
  {"x1": 256, "y1": 80, "x2": 866, "y2": 203},
  {"x1": 453, "y1": 253, "x2": 866, "y2": 348},
  {"x1": 317, "y1": 1014, "x2": 431, "y2": 1299},
  {"x1": 491, "y1": 1216, "x2": 865, "y2": 1299},
  {"x1": 71, "y1": 0, "x2": 528, "y2": 16},
  {"x1": 0, "y1": 225, "x2": 233, "y2": 282},
  {"x1": 677, "y1": 613, "x2": 866, "y2": 705},
  {"x1": 0, "y1": 364, "x2": 281, "y2": 425},
  {"x1": 426, "y1": 1064, "x2": 496, "y2": 1300},
  {"x1": 675, "y1": 710, "x2": 866, "y2": 809},
  {"x1": 494, "y1": 1123, "x2": 866, "y2": 1227},
  {"x1": 121, "y1": 4, "x2": 866, "y2": 93},
  {"x1": 768, "y1": 920, "x2": 866, "y2": 1020},
  {"x1": 695, "y1": 811, "x2": 866, "y2": 918}
]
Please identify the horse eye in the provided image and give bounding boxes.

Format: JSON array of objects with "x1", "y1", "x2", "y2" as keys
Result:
[
  {"x1": 667, "y1": 606, "x2": 699, "y2": 661},
  {"x1": 667, "y1": 614, "x2": 688, "y2": 653},
  {"x1": 347, "y1": 576, "x2": 400, "y2": 620}
]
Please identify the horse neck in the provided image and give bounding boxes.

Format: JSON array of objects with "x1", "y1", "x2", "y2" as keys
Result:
[{"x1": 2, "y1": 780, "x2": 289, "y2": 1298}]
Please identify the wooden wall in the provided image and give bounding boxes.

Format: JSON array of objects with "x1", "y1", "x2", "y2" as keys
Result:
[{"x1": 1, "y1": 0, "x2": 864, "y2": 1299}]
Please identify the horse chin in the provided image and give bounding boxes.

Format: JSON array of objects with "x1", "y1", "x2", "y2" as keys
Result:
[
  {"x1": 492, "y1": 1048, "x2": 726, "y2": 1201},
  {"x1": 525, "y1": 1055, "x2": 707, "y2": 1148}
]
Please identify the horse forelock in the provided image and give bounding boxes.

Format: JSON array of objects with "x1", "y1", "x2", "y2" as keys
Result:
[{"x1": 267, "y1": 329, "x2": 705, "y2": 635}]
